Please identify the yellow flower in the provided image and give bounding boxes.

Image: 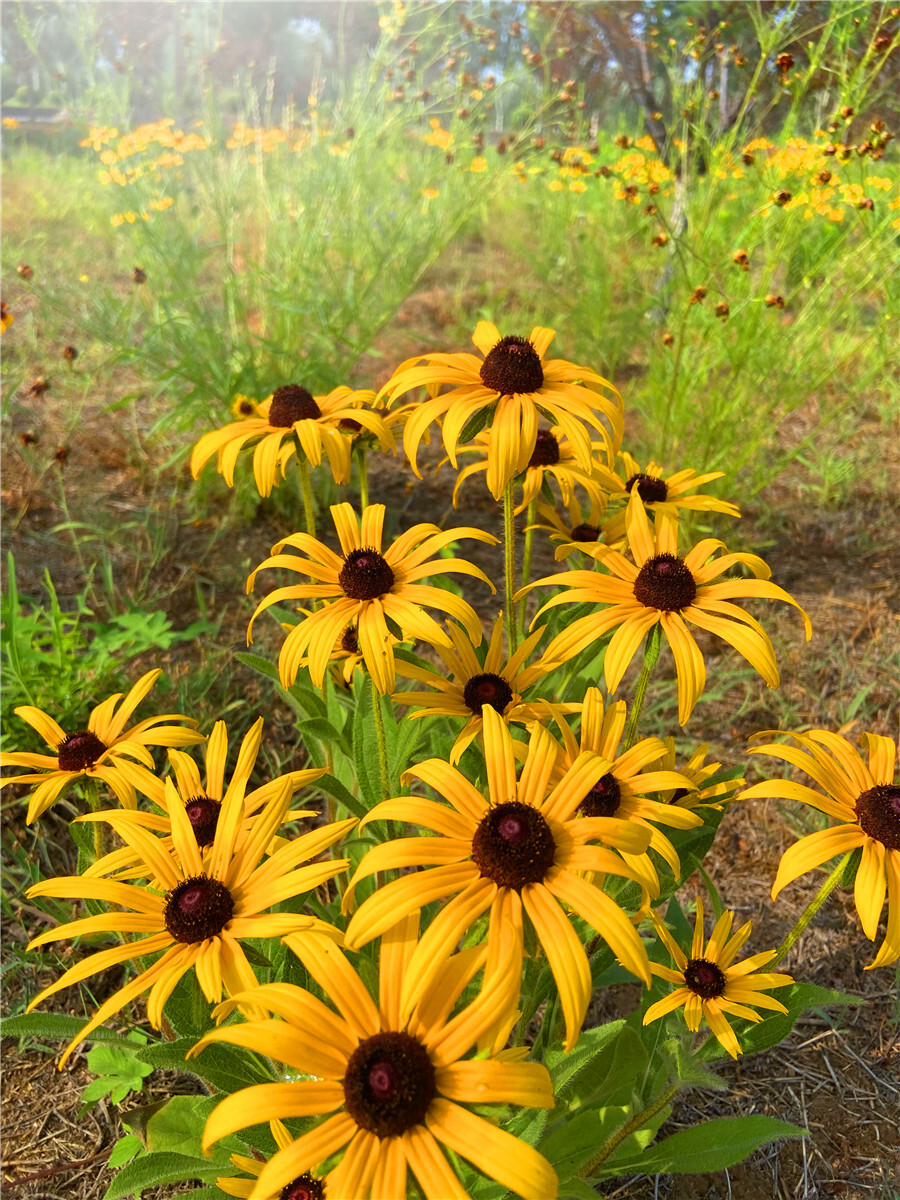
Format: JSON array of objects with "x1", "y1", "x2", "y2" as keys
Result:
[
  {"x1": 392, "y1": 613, "x2": 576, "y2": 763},
  {"x1": 246, "y1": 503, "x2": 497, "y2": 695},
  {"x1": 25, "y1": 785, "x2": 354, "y2": 1067},
  {"x1": 650, "y1": 737, "x2": 745, "y2": 810},
  {"x1": 421, "y1": 187, "x2": 439, "y2": 199},
  {"x1": 378, "y1": 320, "x2": 623, "y2": 500},
  {"x1": 551, "y1": 689, "x2": 702, "y2": 898},
  {"x1": 196, "y1": 916, "x2": 557, "y2": 1199},
  {"x1": 217, "y1": 1120, "x2": 325, "y2": 1198},
  {"x1": 470, "y1": 156, "x2": 488, "y2": 173},
  {"x1": 740, "y1": 729, "x2": 900, "y2": 967},
  {"x1": 450, "y1": 425, "x2": 609, "y2": 515},
  {"x1": 84, "y1": 717, "x2": 326, "y2": 880},
  {"x1": 342, "y1": 706, "x2": 652, "y2": 1051},
  {"x1": 521, "y1": 491, "x2": 811, "y2": 724},
  {"x1": 0, "y1": 669, "x2": 204, "y2": 823},
  {"x1": 643, "y1": 898, "x2": 792, "y2": 1058},
  {"x1": 191, "y1": 384, "x2": 394, "y2": 497},
  {"x1": 0, "y1": 301, "x2": 13, "y2": 332},
  {"x1": 530, "y1": 493, "x2": 625, "y2": 562},
  {"x1": 594, "y1": 450, "x2": 741, "y2": 523}
]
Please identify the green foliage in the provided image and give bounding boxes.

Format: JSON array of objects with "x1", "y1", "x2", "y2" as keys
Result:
[{"x1": 80, "y1": 1034, "x2": 153, "y2": 1109}]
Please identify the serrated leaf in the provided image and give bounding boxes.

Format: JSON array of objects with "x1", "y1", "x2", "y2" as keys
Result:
[
  {"x1": 698, "y1": 982, "x2": 861, "y2": 1061},
  {"x1": 0, "y1": 1012, "x2": 137, "y2": 1049},
  {"x1": 137, "y1": 1037, "x2": 272, "y2": 1094},
  {"x1": 459, "y1": 401, "x2": 497, "y2": 444},
  {"x1": 601, "y1": 1115, "x2": 807, "y2": 1176},
  {"x1": 233, "y1": 651, "x2": 280, "y2": 683},
  {"x1": 102, "y1": 1151, "x2": 224, "y2": 1199}
]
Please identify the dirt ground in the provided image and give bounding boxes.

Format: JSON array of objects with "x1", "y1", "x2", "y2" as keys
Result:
[{"x1": 2, "y1": 276, "x2": 899, "y2": 1199}]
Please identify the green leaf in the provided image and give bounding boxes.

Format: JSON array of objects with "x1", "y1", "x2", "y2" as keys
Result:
[
  {"x1": 108, "y1": 1134, "x2": 144, "y2": 1168},
  {"x1": 0, "y1": 1012, "x2": 137, "y2": 1049},
  {"x1": 102, "y1": 1151, "x2": 224, "y2": 1199},
  {"x1": 137, "y1": 1038, "x2": 272, "y2": 1094},
  {"x1": 560, "y1": 1178, "x2": 603, "y2": 1199},
  {"x1": 544, "y1": 1020, "x2": 625, "y2": 1102},
  {"x1": 601, "y1": 1115, "x2": 807, "y2": 1176},
  {"x1": 233, "y1": 650, "x2": 280, "y2": 683},
  {"x1": 314, "y1": 773, "x2": 368, "y2": 820},
  {"x1": 459, "y1": 400, "x2": 497, "y2": 444},
  {"x1": 698, "y1": 983, "x2": 861, "y2": 1061},
  {"x1": 352, "y1": 674, "x2": 383, "y2": 809},
  {"x1": 146, "y1": 1095, "x2": 241, "y2": 1161}
]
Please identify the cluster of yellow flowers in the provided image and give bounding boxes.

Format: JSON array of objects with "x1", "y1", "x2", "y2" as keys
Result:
[{"x1": 5, "y1": 315, "x2": 898, "y2": 1198}]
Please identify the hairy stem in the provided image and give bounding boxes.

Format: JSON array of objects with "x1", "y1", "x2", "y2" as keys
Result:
[
  {"x1": 370, "y1": 679, "x2": 391, "y2": 806},
  {"x1": 296, "y1": 450, "x2": 316, "y2": 539},
  {"x1": 579, "y1": 1083, "x2": 679, "y2": 1179},
  {"x1": 519, "y1": 498, "x2": 536, "y2": 639},
  {"x1": 355, "y1": 443, "x2": 369, "y2": 510},
  {"x1": 504, "y1": 480, "x2": 518, "y2": 654},
  {"x1": 623, "y1": 622, "x2": 663, "y2": 750},
  {"x1": 770, "y1": 852, "x2": 852, "y2": 969}
]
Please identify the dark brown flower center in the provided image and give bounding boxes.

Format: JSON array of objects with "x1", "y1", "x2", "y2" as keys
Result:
[
  {"x1": 268, "y1": 384, "x2": 322, "y2": 427},
  {"x1": 338, "y1": 548, "x2": 395, "y2": 601},
  {"x1": 528, "y1": 430, "x2": 560, "y2": 468},
  {"x1": 339, "y1": 417, "x2": 362, "y2": 433},
  {"x1": 855, "y1": 784, "x2": 900, "y2": 850},
  {"x1": 164, "y1": 875, "x2": 234, "y2": 943},
  {"x1": 684, "y1": 957, "x2": 726, "y2": 998},
  {"x1": 184, "y1": 795, "x2": 221, "y2": 848},
  {"x1": 462, "y1": 672, "x2": 513, "y2": 716},
  {"x1": 633, "y1": 554, "x2": 697, "y2": 611},
  {"x1": 471, "y1": 801, "x2": 557, "y2": 890},
  {"x1": 280, "y1": 1174, "x2": 325, "y2": 1200},
  {"x1": 341, "y1": 623, "x2": 360, "y2": 654},
  {"x1": 570, "y1": 523, "x2": 599, "y2": 543},
  {"x1": 57, "y1": 731, "x2": 107, "y2": 772},
  {"x1": 479, "y1": 335, "x2": 544, "y2": 396},
  {"x1": 236, "y1": 398, "x2": 255, "y2": 416},
  {"x1": 625, "y1": 473, "x2": 669, "y2": 504},
  {"x1": 579, "y1": 772, "x2": 622, "y2": 818},
  {"x1": 343, "y1": 1030, "x2": 435, "y2": 1137}
]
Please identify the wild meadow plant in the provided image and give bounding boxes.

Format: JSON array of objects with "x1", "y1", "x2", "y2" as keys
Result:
[
  {"x1": 488, "y1": 3, "x2": 899, "y2": 502},
  {"x1": 3, "y1": 313, "x2": 898, "y2": 1199}
]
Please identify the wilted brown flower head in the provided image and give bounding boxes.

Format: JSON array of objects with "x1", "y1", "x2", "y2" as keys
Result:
[
  {"x1": 840, "y1": 105, "x2": 855, "y2": 119},
  {"x1": 816, "y1": 169, "x2": 833, "y2": 184},
  {"x1": 741, "y1": 152, "x2": 755, "y2": 166},
  {"x1": 62, "y1": 345, "x2": 78, "y2": 362},
  {"x1": 715, "y1": 302, "x2": 730, "y2": 320},
  {"x1": 55, "y1": 445, "x2": 70, "y2": 464},
  {"x1": 690, "y1": 285, "x2": 708, "y2": 305},
  {"x1": 132, "y1": 267, "x2": 147, "y2": 284},
  {"x1": 773, "y1": 190, "x2": 792, "y2": 206},
  {"x1": 28, "y1": 377, "x2": 51, "y2": 397},
  {"x1": 732, "y1": 249, "x2": 750, "y2": 269},
  {"x1": 662, "y1": 331, "x2": 675, "y2": 346},
  {"x1": 652, "y1": 233, "x2": 668, "y2": 248},
  {"x1": 775, "y1": 52, "x2": 795, "y2": 75},
  {"x1": 614, "y1": 135, "x2": 630, "y2": 148},
  {"x1": 858, "y1": 197, "x2": 875, "y2": 211},
  {"x1": 765, "y1": 294, "x2": 786, "y2": 309},
  {"x1": 17, "y1": 264, "x2": 33, "y2": 280}
]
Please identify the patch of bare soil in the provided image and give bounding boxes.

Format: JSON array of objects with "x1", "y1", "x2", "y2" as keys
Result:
[{"x1": 2, "y1": 273, "x2": 899, "y2": 1199}]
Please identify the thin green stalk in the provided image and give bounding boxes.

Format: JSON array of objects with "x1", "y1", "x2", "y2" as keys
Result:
[
  {"x1": 355, "y1": 443, "x2": 369, "y2": 510},
  {"x1": 519, "y1": 498, "x2": 536, "y2": 640},
  {"x1": 370, "y1": 680, "x2": 391, "y2": 806},
  {"x1": 579, "y1": 1083, "x2": 679, "y2": 1179},
  {"x1": 503, "y1": 480, "x2": 518, "y2": 654},
  {"x1": 770, "y1": 852, "x2": 852, "y2": 969},
  {"x1": 295, "y1": 449, "x2": 316, "y2": 539},
  {"x1": 81, "y1": 777, "x2": 108, "y2": 862},
  {"x1": 623, "y1": 623, "x2": 662, "y2": 750}
]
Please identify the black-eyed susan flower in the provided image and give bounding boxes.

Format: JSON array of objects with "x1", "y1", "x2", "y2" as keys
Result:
[
  {"x1": 651, "y1": 737, "x2": 746, "y2": 810},
  {"x1": 378, "y1": 320, "x2": 623, "y2": 500},
  {"x1": 218, "y1": 1119, "x2": 326, "y2": 1199},
  {"x1": 741, "y1": 728, "x2": 900, "y2": 967},
  {"x1": 521, "y1": 491, "x2": 811, "y2": 725},
  {"x1": 247, "y1": 503, "x2": 497, "y2": 695},
  {"x1": 25, "y1": 781, "x2": 354, "y2": 1067},
  {"x1": 342, "y1": 706, "x2": 652, "y2": 1051},
  {"x1": 1, "y1": 301, "x2": 13, "y2": 332},
  {"x1": 290, "y1": 617, "x2": 403, "y2": 689},
  {"x1": 530, "y1": 493, "x2": 624, "y2": 562},
  {"x1": 0, "y1": 669, "x2": 204, "y2": 824},
  {"x1": 594, "y1": 451, "x2": 741, "y2": 524},
  {"x1": 392, "y1": 614, "x2": 576, "y2": 764},
  {"x1": 643, "y1": 898, "x2": 793, "y2": 1058},
  {"x1": 449, "y1": 426, "x2": 608, "y2": 515},
  {"x1": 84, "y1": 718, "x2": 326, "y2": 880},
  {"x1": 191, "y1": 384, "x2": 394, "y2": 497},
  {"x1": 195, "y1": 916, "x2": 558, "y2": 1200},
  {"x1": 551, "y1": 689, "x2": 702, "y2": 898}
]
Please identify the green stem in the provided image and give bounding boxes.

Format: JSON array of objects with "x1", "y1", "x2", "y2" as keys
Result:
[
  {"x1": 370, "y1": 679, "x2": 391, "y2": 806},
  {"x1": 296, "y1": 449, "x2": 316, "y2": 539},
  {"x1": 579, "y1": 1083, "x2": 679, "y2": 1179},
  {"x1": 770, "y1": 852, "x2": 852, "y2": 969},
  {"x1": 81, "y1": 777, "x2": 108, "y2": 863},
  {"x1": 355, "y1": 443, "x2": 369, "y2": 510},
  {"x1": 519, "y1": 499, "x2": 536, "y2": 640},
  {"x1": 623, "y1": 622, "x2": 662, "y2": 750},
  {"x1": 503, "y1": 480, "x2": 518, "y2": 654}
]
